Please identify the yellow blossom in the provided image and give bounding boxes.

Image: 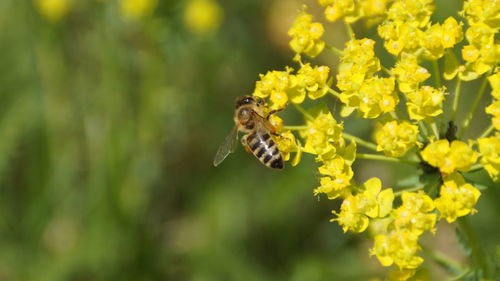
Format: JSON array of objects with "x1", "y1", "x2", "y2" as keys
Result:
[
  {"x1": 319, "y1": 0, "x2": 359, "y2": 23},
  {"x1": 488, "y1": 72, "x2": 500, "y2": 100},
  {"x1": 392, "y1": 53, "x2": 430, "y2": 93},
  {"x1": 421, "y1": 139, "x2": 478, "y2": 174},
  {"x1": 385, "y1": 0, "x2": 434, "y2": 28},
  {"x1": 301, "y1": 112, "x2": 344, "y2": 157},
  {"x1": 393, "y1": 191, "x2": 436, "y2": 235},
  {"x1": 406, "y1": 86, "x2": 446, "y2": 121},
  {"x1": 288, "y1": 10, "x2": 325, "y2": 58},
  {"x1": 486, "y1": 101, "x2": 500, "y2": 130},
  {"x1": 375, "y1": 120, "x2": 419, "y2": 157},
  {"x1": 34, "y1": 0, "x2": 70, "y2": 22},
  {"x1": 274, "y1": 131, "x2": 297, "y2": 162},
  {"x1": 434, "y1": 173, "x2": 481, "y2": 222},
  {"x1": 315, "y1": 176, "x2": 351, "y2": 199},
  {"x1": 461, "y1": 0, "x2": 500, "y2": 27},
  {"x1": 253, "y1": 68, "x2": 303, "y2": 110},
  {"x1": 297, "y1": 64, "x2": 331, "y2": 99},
  {"x1": 120, "y1": 0, "x2": 158, "y2": 20},
  {"x1": 184, "y1": 0, "x2": 223, "y2": 34},
  {"x1": 371, "y1": 230, "x2": 423, "y2": 269},
  {"x1": 332, "y1": 178, "x2": 394, "y2": 232},
  {"x1": 356, "y1": 77, "x2": 398, "y2": 119},
  {"x1": 478, "y1": 135, "x2": 500, "y2": 181},
  {"x1": 421, "y1": 17, "x2": 463, "y2": 59}
]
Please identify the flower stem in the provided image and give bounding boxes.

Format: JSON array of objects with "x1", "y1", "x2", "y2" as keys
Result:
[
  {"x1": 459, "y1": 74, "x2": 490, "y2": 138},
  {"x1": 325, "y1": 43, "x2": 343, "y2": 57},
  {"x1": 433, "y1": 60, "x2": 442, "y2": 88},
  {"x1": 356, "y1": 153, "x2": 419, "y2": 165},
  {"x1": 418, "y1": 121, "x2": 430, "y2": 139},
  {"x1": 342, "y1": 132, "x2": 378, "y2": 151},
  {"x1": 422, "y1": 246, "x2": 464, "y2": 275},
  {"x1": 457, "y1": 217, "x2": 491, "y2": 279},
  {"x1": 344, "y1": 21, "x2": 355, "y2": 40},
  {"x1": 451, "y1": 78, "x2": 462, "y2": 121},
  {"x1": 284, "y1": 125, "x2": 307, "y2": 131},
  {"x1": 394, "y1": 185, "x2": 424, "y2": 196},
  {"x1": 428, "y1": 119, "x2": 440, "y2": 138},
  {"x1": 294, "y1": 104, "x2": 314, "y2": 121},
  {"x1": 467, "y1": 163, "x2": 483, "y2": 173},
  {"x1": 478, "y1": 124, "x2": 493, "y2": 139},
  {"x1": 327, "y1": 86, "x2": 341, "y2": 99}
]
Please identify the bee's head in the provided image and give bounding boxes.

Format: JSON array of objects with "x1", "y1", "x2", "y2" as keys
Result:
[{"x1": 235, "y1": 96, "x2": 264, "y2": 109}]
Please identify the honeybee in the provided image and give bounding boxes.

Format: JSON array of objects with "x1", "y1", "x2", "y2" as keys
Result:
[{"x1": 213, "y1": 96, "x2": 285, "y2": 169}]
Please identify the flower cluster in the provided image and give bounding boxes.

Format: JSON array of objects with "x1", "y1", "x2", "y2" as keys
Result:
[
  {"x1": 337, "y1": 39, "x2": 399, "y2": 118},
  {"x1": 245, "y1": 0, "x2": 498, "y2": 279},
  {"x1": 460, "y1": 0, "x2": 500, "y2": 77},
  {"x1": 375, "y1": 120, "x2": 419, "y2": 157},
  {"x1": 288, "y1": 11, "x2": 325, "y2": 58},
  {"x1": 252, "y1": 64, "x2": 330, "y2": 110}
]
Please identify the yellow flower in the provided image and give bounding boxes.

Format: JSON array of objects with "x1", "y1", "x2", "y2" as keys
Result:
[
  {"x1": 297, "y1": 64, "x2": 331, "y2": 100},
  {"x1": 406, "y1": 86, "x2": 446, "y2": 121},
  {"x1": 461, "y1": 0, "x2": 500, "y2": 27},
  {"x1": 120, "y1": 0, "x2": 158, "y2": 20},
  {"x1": 34, "y1": 0, "x2": 70, "y2": 22},
  {"x1": 274, "y1": 131, "x2": 298, "y2": 162},
  {"x1": 393, "y1": 191, "x2": 436, "y2": 235},
  {"x1": 434, "y1": 173, "x2": 481, "y2": 223},
  {"x1": 378, "y1": 22, "x2": 423, "y2": 56},
  {"x1": 332, "y1": 178, "x2": 394, "y2": 232},
  {"x1": 253, "y1": 68, "x2": 303, "y2": 110},
  {"x1": 288, "y1": 10, "x2": 325, "y2": 58},
  {"x1": 371, "y1": 230, "x2": 423, "y2": 269},
  {"x1": 420, "y1": 139, "x2": 478, "y2": 174},
  {"x1": 184, "y1": 0, "x2": 223, "y2": 34},
  {"x1": 420, "y1": 17, "x2": 463, "y2": 59},
  {"x1": 356, "y1": 77, "x2": 398, "y2": 119},
  {"x1": 375, "y1": 120, "x2": 419, "y2": 157},
  {"x1": 486, "y1": 101, "x2": 500, "y2": 130},
  {"x1": 301, "y1": 112, "x2": 344, "y2": 157},
  {"x1": 315, "y1": 176, "x2": 351, "y2": 199},
  {"x1": 488, "y1": 72, "x2": 500, "y2": 100},
  {"x1": 478, "y1": 135, "x2": 500, "y2": 181},
  {"x1": 319, "y1": 0, "x2": 359, "y2": 23},
  {"x1": 392, "y1": 53, "x2": 430, "y2": 94},
  {"x1": 385, "y1": 0, "x2": 434, "y2": 28}
]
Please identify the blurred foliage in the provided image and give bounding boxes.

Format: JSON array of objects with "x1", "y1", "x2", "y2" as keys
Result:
[{"x1": 0, "y1": 0, "x2": 498, "y2": 281}]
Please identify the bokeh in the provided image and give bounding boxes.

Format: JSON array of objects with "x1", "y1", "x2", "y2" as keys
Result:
[{"x1": 0, "y1": 0, "x2": 498, "y2": 280}]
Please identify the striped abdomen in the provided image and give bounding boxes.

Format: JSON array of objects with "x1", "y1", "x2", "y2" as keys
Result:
[{"x1": 244, "y1": 132, "x2": 284, "y2": 169}]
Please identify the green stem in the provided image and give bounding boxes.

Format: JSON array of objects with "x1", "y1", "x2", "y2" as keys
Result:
[
  {"x1": 344, "y1": 21, "x2": 355, "y2": 40},
  {"x1": 459, "y1": 74, "x2": 490, "y2": 138},
  {"x1": 294, "y1": 104, "x2": 314, "y2": 121},
  {"x1": 478, "y1": 124, "x2": 494, "y2": 139},
  {"x1": 342, "y1": 132, "x2": 378, "y2": 151},
  {"x1": 389, "y1": 111, "x2": 399, "y2": 120},
  {"x1": 457, "y1": 217, "x2": 490, "y2": 279},
  {"x1": 451, "y1": 78, "x2": 462, "y2": 121},
  {"x1": 394, "y1": 184, "x2": 425, "y2": 196},
  {"x1": 428, "y1": 119, "x2": 440, "y2": 138},
  {"x1": 381, "y1": 65, "x2": 391, "y2": 75},
  {"x1": 423, "y1": 246, "x2": 464, "y2": 275},
  {"x1": 418, "y1": 121, "x2": 430, "y2": 139},
  {"x1": 433, "y1": 60, "x2": 442, "y2": 88},
  {"x1": 467, "y1": 163, "x2": 483, "y2": 173},
  {"x1": 327, "y1": 86, "x2": 341, "y2": 99},
  {"x1": 325, "y1": 43, "x2": 344, "y2": 57},
  {"x1": 284, "y1": 125, "x2": 307, "y2": 131},
  {"x1": 356, "y1": 153, "x2": 419, "y2": 165}
]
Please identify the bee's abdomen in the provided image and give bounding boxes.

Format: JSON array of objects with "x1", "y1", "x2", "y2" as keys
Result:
[{"x1": 246, "y1": 132, "x2": 284, "y2": 170}]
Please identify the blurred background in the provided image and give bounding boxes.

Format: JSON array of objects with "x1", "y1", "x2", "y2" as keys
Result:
[{"x1": 0, "y1": 0, "x2": 498, "y2": 280}]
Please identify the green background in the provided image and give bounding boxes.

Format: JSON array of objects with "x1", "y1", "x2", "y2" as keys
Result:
[{"x1": 0, "y1": 0, "x2": 498, "y2": 280}]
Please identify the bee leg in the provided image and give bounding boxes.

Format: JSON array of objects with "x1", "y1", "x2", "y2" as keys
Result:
[
  {"x1": 241, "y1": 137, "x2": 251, "y2": 153},
  {"x1": 265, "y1": 105, "x2": 287, "y2": 120}
]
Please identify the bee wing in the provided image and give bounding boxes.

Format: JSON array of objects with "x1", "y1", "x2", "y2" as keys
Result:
[{"x1": 213, "y1": 126, "x2": 238, "y2": 167}]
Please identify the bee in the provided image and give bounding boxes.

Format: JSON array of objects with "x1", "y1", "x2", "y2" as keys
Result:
[{"x1": 213, "y1": 96, "x2": 285, "y2": 169}]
